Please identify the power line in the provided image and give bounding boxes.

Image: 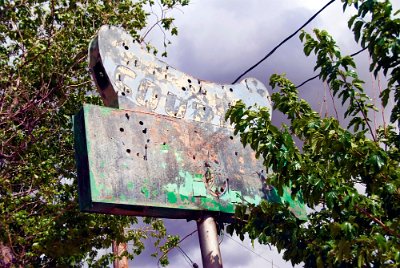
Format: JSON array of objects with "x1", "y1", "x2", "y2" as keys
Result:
[
  {"x1": 224, "y1": 232, "x2": 280, "y2": 268},
  {"x1": 296, "y1": 73, "x2": 319, "y2": 88},
  {"x1": 177, "y1": 246, "x2": 199, "y2": 268},
  {"x1": 232, "y1": 0, "x2": 336, "y2": 84},
  {"x1": 219, "y1": 231, "x2": 224, "y2": 245},
  {"x1": 296, "y1": 47, "x2": 368, "y2": 88},
  {"x1": 176, "y1": 246, "x2": 195, "y2": 267}
]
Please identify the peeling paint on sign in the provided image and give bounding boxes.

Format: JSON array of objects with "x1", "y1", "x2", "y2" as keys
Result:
[
  {"x1": 74, "y1": 25, "x2": 306, "y2": 221},
  {"x1": 75, "y1": 104, "x2": 306, "y2": 220}
]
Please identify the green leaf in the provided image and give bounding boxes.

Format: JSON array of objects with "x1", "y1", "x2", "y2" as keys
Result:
[
  {"x1": 368, "y1": 153, "x2": 385, "y2": 170},
  {"x1": 353, "y1": 20, "x2": 364, "y2": 42},
  {"x1": 348, "y1": 15, "x2": 358, "y2": 28}
]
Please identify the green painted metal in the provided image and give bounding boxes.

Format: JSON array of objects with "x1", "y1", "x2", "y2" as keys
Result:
[{"x1": 74, "y1": 104, "x2": 306, "y2": 221}]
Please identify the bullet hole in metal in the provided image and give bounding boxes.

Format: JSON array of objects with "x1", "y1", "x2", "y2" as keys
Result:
[
  {"x1": 229, "y1": 136, "x2": 233, "y2": 140},
  {"x1": 188, "y1": 79, "x2": 191, "y2": 83},
  {"x1": 142, "y1": 128, "x2": 147, "y2": 134},
  {"x1": 154, "y1": 94, "x2": 158, "y2": 99},
  {"x1": 118, "y1": 74, "x2": 121, "y2": 81},
  {"x1": 163, "y1": 142, "x2": 166, "y2": 145},
  {"x1": 235, "y1": 152, "x2": 238, "y2": 156},
  {"x1": 203, "y1": 107, "x2": 206, "y2": 111},
  {"x1": 123, "y1": 43, "x2": 129, "y2": 50},
  {"x1": 145, "y1": 145, "x2": 148, "y2": 149},
  {"x1": 143, "y1": 155, "x2": 147, "y2": 160},
  {"x1": 198, "y1": 79, "x2": 201, "y2": 84},
  {"x1": 126, "y1": 149, "x2": 131, "y2": 153},
  {"x1": 229, "y1": 88, "x2": 233, "y2": 92},
  {"x1": 153, "y1": 70, "x2": 156, "y2": 75},
  {"x1": 222, "y1": 85, "x2": 224, "y2": 89},
  {"x1": 134, "y1": 60, "x2": 138, "y2": 67},
  {"x1": 182, "y1": 87, "x2": 186, "y2": 91},
  {"x1": 137, "y1": 153, "x2": 140, "y2": 157},
  {"x1": 166, "y1": 66, "x2": 169, "y2": 70},
  {"x1": 139, "y1": 121, "x2": 144, "y2": 125},
  {"x1": 127, "y1": 90, "x2": 130, "y2": 93},
  {"x1": 165, "y1": 74, "x2": 167, "y2": 79},
  {"x1": 147, "y1": 139, "x2": 150, "y2": 143},
  {"x1": 126, "y1": 61, "x2": 129, "y2": 65},
  {"x1": 120, "y1": 128, "x2": 124, "y2": 132},
  {"x1": 121, "y1": 92, "x2": 126, "y2": 96},
  {"x1": 125, "y1": 113, "x2": 130, "y2": 120},
  {"x1": 174, "y1": 113, "x2": 177, "y2": 117}
]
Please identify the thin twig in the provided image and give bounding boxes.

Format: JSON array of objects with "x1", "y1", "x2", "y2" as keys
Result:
[{"x1": 157, "y1": 229, "x2": 198, "y2": 265}]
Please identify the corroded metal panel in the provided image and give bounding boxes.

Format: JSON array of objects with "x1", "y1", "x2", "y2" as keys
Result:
[
  {"x1": 74, "y1": 25, "x2": 306, "y2": 221},
  {"x1": 75, "y1": 104, "x2": 305, "y2": 220},
  {"x1": 88, "y1": 25, "x2": 271, "y2": 122}
]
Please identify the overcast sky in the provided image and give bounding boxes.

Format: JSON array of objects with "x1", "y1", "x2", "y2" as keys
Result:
[{"x1": 111, "y1": 1, "x2": 395, "y2": 267}]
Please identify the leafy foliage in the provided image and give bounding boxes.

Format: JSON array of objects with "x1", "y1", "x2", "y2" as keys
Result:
[
  {"x1": 345, "y1": 0, "x2": 400, "y2": 125},
  {"x1": 226, "y1": 0, "x2": 400, "y2": 267},
  {"x1": 0, "y1": 0, "x2": 188, "y2": 266}
]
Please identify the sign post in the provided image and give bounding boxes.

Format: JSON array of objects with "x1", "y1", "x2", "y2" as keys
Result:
[
  {"x1": 197, "y1": 216, "x2": 223, "y2": 268},
  {"x1": 74, "y1": 25, "x2": 306, "y2": 267},
  {"x1": 112, "y1": 241, "x2": 128, "y2": 268}
]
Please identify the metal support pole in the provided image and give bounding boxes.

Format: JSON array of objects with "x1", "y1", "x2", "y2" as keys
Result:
[{"x1": 197, "y1": 216, "x2": 223, "y2": 268}]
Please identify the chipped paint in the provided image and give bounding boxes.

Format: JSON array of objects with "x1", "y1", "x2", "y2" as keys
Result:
[
  {"x1": 74, "y1": 25, "x2": 306, "y2": 221},
  {"x1": 141, "y1": 187, "x2": 150, "y2": 198},
  {"x1": 167, "y1": 192, "x2": 178, "y2": 204},
  {"x1": 126, "y1": 181, "x2": 134, "y2": 190},
  {"x1": 75, "y1": 104, "x2": 307, "y2": 220}
]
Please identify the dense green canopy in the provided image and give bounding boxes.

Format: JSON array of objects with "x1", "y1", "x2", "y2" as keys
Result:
[
  {"x1": 226, "y1": 0, "x2": 400, "y2": 267},
  {"x1": 0, "y1": 0, "x2": 187, "y2": 266}
]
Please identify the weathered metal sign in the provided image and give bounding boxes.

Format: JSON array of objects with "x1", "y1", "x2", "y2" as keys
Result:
[{"x1": 74, "y1": 25, "x2": 306, "y2": 221}]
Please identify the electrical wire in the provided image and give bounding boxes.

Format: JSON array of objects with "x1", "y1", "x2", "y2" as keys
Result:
[
  {"x1": 177, "y1": 246, "x2": 199, "y2": 268},
  {"x1": 232, "y1": 0, "x2": 336, "y2": 84},
  {"x1": 296, "y1": 47, "x2": 368, "y2": 88},
  {"x1": 224, "y1": 232, "x2": 280, "y2": 268},
  {"x1": 176, "y1": 246, "x2": 195, "y2": 267},
  {"x1": 218, "y1": 231, "x2": 224, "y2": 245}
]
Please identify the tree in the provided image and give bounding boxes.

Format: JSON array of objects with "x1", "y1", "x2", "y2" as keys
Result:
[
  {"x1": 226, "y1": 0, "x2": 400, "y2": 267},
  {"x1": 0, "y1": 0, "x2": 188, "y2": 266}
]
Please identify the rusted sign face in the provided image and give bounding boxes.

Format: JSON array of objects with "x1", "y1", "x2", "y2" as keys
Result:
[{"x1": 74, "y1": 25, "x2": 306, "y2": 221}]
